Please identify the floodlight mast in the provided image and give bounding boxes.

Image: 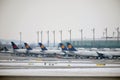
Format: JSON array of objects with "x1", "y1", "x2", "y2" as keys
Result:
[
  {"x1": 116, "y1": 27, "x2": 119, "y2": 42},
  {"x1": 68, "y1": 29, "x2": 71, "y2": 43},
  {"x1": 41, "y1": 31, "x2": 43, "y2": 43},
  {"x1": 19, "y1": 32, "x2": 22, "y2": 48},
  {"x1": 59, "y1": 30, "x2": 62, "y2": 42},
  {"x1": 37, "y1": 31, "x2": 39, "y2": 43},
  {"x1": 53, "y1": 30, "x2": 55, "y2": 47}
]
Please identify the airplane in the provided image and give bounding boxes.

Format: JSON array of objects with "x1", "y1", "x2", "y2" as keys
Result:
[
  {"x1": 59, "y1": 43, "x2": 68, "y2": 51},
  {"x1": 66, "y1": 42, "x2": 99, "y2": 59},
  {"x1": 97, "y1": 50, "x2": 120, "y2": 59},
  {"x1": 11, "y1": 42, "x2": 27, "y2": 56},
  {"x1": 0, "y1": 47, "x2": 5, "y2": 51},
  {"x1": 59, "y1": 43, "x2": 78, "y2": 58},
  {"x1": 0, "y1": 47, "x2": 13, "y2": 53},
  {"x1": 38, "y1": 43, "x2": 65, "y2": 56},
  {"x1": 59, "y1": 43, "x2": 74, "y2": 55},
  {"x1": 24, "y1": 43, "x2": 42, "y2": 57}
]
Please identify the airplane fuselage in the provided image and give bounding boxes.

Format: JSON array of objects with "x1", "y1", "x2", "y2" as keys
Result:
[{"x1": 42, "y1": 50, "x2": 65, "y2": 55}]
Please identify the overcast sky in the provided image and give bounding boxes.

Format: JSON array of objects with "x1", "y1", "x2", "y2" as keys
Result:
[{"x1": 0, "y1": 0, "x2": 120, "y2": 43}]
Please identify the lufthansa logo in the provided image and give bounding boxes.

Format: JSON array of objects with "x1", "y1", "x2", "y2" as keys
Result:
[
  {"x1": 68, "y1": 45, "x2": 72, "y2": 48},
  {"x1": 61, "y1": 45, "x2": 65, "y2": 48},
  {"x1": 41, "y1": 45, "x2": 44, "y2": 48},
  {"x1": 26, "y1": 45, "x2": 29, "y2": 48}
]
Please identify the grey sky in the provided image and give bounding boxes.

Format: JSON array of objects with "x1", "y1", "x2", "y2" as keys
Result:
[{"x1": 0, "y1": 0, "x2": 120, "y2": 43}]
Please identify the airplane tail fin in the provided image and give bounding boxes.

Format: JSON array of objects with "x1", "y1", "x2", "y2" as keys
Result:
[
  {"x1": 59, "y1": 43, "x2": 67, "y2": 51},
  {"x1": 24, "y1": 43, "x2": 32, "y2": 50},
  {"x1": 38, "y1": 43, "x2": 47, "y2": 51},
  {"x1": 96, "y1": 51, "x2": 105, "y2": 59},
  {"x1": 66, "y1": 42, "x2": 77, "y2": 51},
  {"x1": 4, "y1": 47, "x2": 9, "y2": 51},
  {"x1": 11, "y1": 42, "x2": 19, "y2": 49}
]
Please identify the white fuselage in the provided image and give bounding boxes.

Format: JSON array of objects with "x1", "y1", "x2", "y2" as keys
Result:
[
  {"x1": 66, "y1": 50, "x2": 98, "y2": 57},
  {"x1": 14, "y1": 49, "x2": 27, "y2": 53},
  {"x1": 42, "y1": 50, "x2": 65, "y2": 55},
  {"x1": 0, "y1": 50, "x2": 13, "y2": 53},
  {"x1": 98, "y1": 51, "x2": 120, "y2": 57},
  {"x1": 27, "y1": 49, "x2": 42, "y2": 54}
]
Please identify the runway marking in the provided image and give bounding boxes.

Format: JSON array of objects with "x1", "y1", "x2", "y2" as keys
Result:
[{"x1": 96, "y1": 64, "x2": 105, "y2": 67}]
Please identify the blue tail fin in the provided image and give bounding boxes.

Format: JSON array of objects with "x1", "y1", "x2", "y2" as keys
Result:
[
  {"x1": 59, "y1": 43, "x2": 67, "y2": 51},
  {"x1": 66, "y1": 42, "x2": 77, "y2": 51},
  {"x1": 38, "y1": 43, "x2": 47, "y2": 51},
  {"x1": 24, "y1": 43, "x2": 32, "y2": 50},
  {"x1": 11, "y1": 42, "x2": 19, "y2": 49},
  {"x1": 96, "y1": 51, "x2": 105, "y2": 59}
]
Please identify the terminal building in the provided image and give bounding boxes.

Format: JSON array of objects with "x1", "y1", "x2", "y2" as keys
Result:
[{"x1": 62, "y1": 38, "x2": 120, "y2": 48}]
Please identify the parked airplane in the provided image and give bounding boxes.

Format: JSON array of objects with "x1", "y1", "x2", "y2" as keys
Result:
[
  {"x1": 24, "y1": 43, "x2": 42, "y2": 57},
  {"x1": 59, "y1": 43, "x2": 77, "y2": 58},
  {"x1": 11, "y1": 42, "x2": 27, "y2": 56},
  {"x1": 97, "y1": 50, "x2": 120, "y2": 59},
  {"x1": 66, "y1": 42, "x2": 100, "y2": 58},
  {"x1": 0, "y1": 47, "x2": 12, "y2": 53},
  {"x1": 59, "y1": 43, "x2": 67, "y2": 50},
  {"x1": 38, "y1": 43, "x2": 65, "y2": 55},
  {"x1": 59, "y1": 43, "x2": 73, "y2": 55}
]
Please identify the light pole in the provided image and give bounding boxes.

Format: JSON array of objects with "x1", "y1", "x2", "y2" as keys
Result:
[
  {"x1": 59, "y1": 30, "x2": 62, "y2": 42},
  {"x1": 53, "y1": 30, "x2": 55, "y2": 47},
  {"x1": 92, "y1": 28, "x2": 95, "y2": 47},
  {"x1": 37, "y1": 31, "x2": 39, "y2": 43},
  {"x1": 19, "y1": 32, "x2": 22, "y2": 48},
  {"x1": 80, "y1": 29, "x2": 83, "y2": 46},
  {"x1": 80, "y1": 29, "x2": 83, "y2": 41},
  {"x1": 68, "y1": 29, "x2": 71, "y2": 43},
  {"x1": 105, "y1": 28, "x2": 108, "y2": 41},
  {"x1": 116, "y1": 27, "x2": 119, "y2": 42},
  {"x1": 92, "y1": 28, "x2": 95, "y2": 41},
  {"x1": 113, "y1": 32, "x2": 115, "y2": 38},
  {"x1": 47, "y1": 31, "x2": 49, "y2": 47},
  {"x1": 41, "y1": 31, "x2": 43, "y2": 43}
]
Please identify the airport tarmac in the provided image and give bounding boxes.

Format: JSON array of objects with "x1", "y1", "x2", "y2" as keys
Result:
[
  {"x1": 0, "y1": 52, "x2": 120, "y2": 62},
  {"x1": 0, "y1": 52, "x2": 120, "y2": 77},
  {"x1": 0, "y1": 68, "x2": 120, "y2": 77},
  {"x1": 0, "y1": 76, "x2": 120, "y2": 80}
]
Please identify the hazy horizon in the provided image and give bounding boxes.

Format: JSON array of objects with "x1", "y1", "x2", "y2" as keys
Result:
[{"x1": 0, "y1": 0, "x2": 120, "y2": 43}]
